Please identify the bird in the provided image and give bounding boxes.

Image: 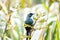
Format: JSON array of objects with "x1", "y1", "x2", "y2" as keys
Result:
[
  {"x1": 25, "y1": 13, "x2": 34, "y2": 25},
  {"x1": 25, "y1": 13, "x2": 34, "y2": 40}
]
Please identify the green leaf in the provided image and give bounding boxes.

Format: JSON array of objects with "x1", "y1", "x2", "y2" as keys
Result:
[
  {"x1": 45, "y1": 27, "x2": 50, "y2": 40},
  {"x1": 52, "y1": 20, "x2": 59, "y2": 40}
]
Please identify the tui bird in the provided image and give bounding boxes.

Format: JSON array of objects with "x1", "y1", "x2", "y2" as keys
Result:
[
  {"x1": 25, "y1": 13, "x2": 34, "y2": 25},
  {"x1": 25, "y1": 13, "x2": 34, "y2": 40}
]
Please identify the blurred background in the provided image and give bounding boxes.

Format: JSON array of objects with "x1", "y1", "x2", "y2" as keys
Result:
[{"x1": 0, "y1": 0, "x2": 60, "y2": 40}]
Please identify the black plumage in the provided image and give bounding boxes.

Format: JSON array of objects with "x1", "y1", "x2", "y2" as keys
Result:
[{"x1": 25, "y1": 13, "x2": 34, "y2": 40}]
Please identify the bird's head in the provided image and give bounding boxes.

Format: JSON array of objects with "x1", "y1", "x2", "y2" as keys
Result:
[{"x1": 28, "y1": 13, "x2": 34, "y2": 17}]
